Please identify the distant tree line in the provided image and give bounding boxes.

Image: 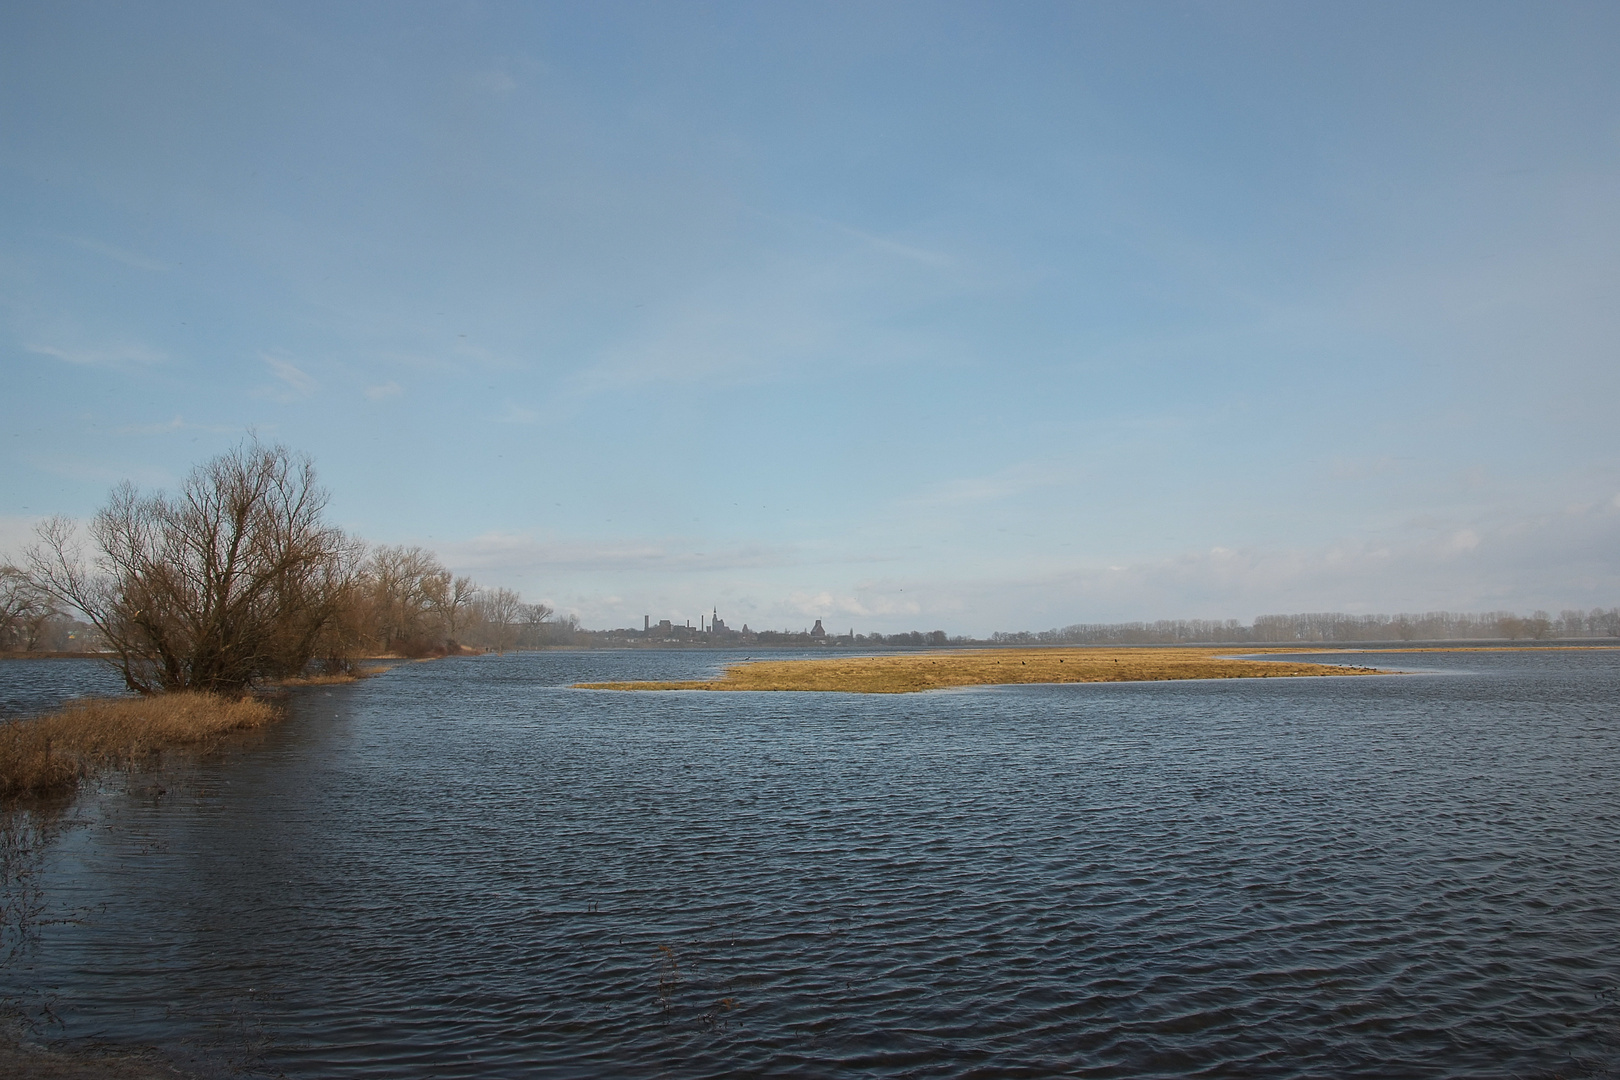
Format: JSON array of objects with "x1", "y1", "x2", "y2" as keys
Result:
[
  {"x1": 992, "y1": 608, "x2": 1620, "y2": 646},
  {"x1": 858, "y1": 630, "x2": 951, "y2": 647},
  {"x1": 582, "y1": 624, "x2": 952, "y2": 647},
  {"x1": 6, "y1": 441, "x2": 568, "y2": 693}
]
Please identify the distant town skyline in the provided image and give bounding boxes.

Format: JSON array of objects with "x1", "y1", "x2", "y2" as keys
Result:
[{"x1": 3, "y1": 2, "x2": 1618, "y2": 635}]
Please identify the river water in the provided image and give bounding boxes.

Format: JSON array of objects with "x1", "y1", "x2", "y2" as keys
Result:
[{"x1": 2, "y1": 649, "x2": 1618, "y2": 1078}]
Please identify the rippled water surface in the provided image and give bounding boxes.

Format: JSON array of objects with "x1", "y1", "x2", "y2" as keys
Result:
[
  {"x1": 3, "y1": 649, "x2": 1619, "y2": 1078},
  {"x1": 0, "y1": 656, "x2": 130, "y2": 719}
]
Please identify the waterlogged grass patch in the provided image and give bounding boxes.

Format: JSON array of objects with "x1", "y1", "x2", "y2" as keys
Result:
[
  {"x1": 0, "y1": 693, "x2": 279, "y2": 801},
  {"x1": 271, "y1": 662, "x2": 393, "y2": 687},
  {"x1": 574, "y1": 647, "x2": 1386, "y2": 694}
]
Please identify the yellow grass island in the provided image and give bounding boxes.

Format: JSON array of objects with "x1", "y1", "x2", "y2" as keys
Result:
[{"x1": 573, "y1": 647, "x2": 1386, "y2": 694}]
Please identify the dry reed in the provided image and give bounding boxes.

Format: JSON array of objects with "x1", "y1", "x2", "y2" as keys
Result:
[
  {"x1": 575, "y1": 647, "x2": 1386, "y2": 694},
  {"x1": 0, "y1": 693, "x2": 279, "y2": 801},
  {"x1": 270, "y1": 663, "x2": 393, "y2": 687}
]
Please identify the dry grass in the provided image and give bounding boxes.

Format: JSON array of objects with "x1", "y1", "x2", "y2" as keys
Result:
[
  {"x1": 272, "y1": 672, "x2": 362, "y2": 687},
  {"x1": 0, "y1": 693, "x2": 279, "y2": 802},
  {"x1": 271, "y1": 662, "x2": 394, "y2": 687},
  {"x1": 574, "y1": 646, "x2": 1386, "y2": 694}
]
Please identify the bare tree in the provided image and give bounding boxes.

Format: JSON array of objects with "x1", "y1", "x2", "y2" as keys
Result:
[
  {"x1": 26, "y1": 441, "x2": 354, "y2": 694},
  {"x1": 0, "y1": 566, "x2": 56, "y2": 650},
  {"x1": 430, "y1": 574, "x2": 479, "y2": 647},
  {"x1": 363, "y1": 545, "x2": 455, "y2": 655},
  {"x1": 519, "y1": 601, "x2": 553, "y2": 628},
  {"x1": 0, "y1": 564, "x2": 57, "y2": 651},
  {"x1": 474, "y1": 587, "x2": 522, "y2": 653}
]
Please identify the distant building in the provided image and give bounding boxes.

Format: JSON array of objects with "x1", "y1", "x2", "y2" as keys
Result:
[
  {"x1": 629, "y1": 608, "x2": 755, "y2": 645},
  {"x1": 810, "y1": 619, "x2": 826, "y2": 639}
]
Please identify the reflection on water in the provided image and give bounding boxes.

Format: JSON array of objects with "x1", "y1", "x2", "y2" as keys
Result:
[{"x1": 2, "y1": 649, "x2": 1618, "y2": 1077}]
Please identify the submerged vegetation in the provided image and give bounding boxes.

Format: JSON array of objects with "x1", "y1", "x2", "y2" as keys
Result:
[
  {"x1": 0, "y1": 693, "x2": 278, "y2": 802},
  {"x1": 575, "y1": 647, "x2": 1385, "y2": 694}
]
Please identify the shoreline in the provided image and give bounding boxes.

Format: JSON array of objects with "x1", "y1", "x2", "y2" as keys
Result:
[{"x1": 574, "y1": 646, "x2": 1389, "y2": 694}]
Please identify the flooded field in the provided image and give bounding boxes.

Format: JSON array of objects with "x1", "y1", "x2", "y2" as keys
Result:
[{"x1": 2, "y1": 649, "x2": 1617, "y2": 1078}]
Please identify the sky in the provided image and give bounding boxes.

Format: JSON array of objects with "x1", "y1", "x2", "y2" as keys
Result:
[{"x1": 2, "y1": 1, "x2": 1618, "y2": 635}]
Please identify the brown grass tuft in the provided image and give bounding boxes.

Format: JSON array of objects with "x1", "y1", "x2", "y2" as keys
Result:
[
  {"x1": 0, "y1": 693, "x2": 280, "y2": 802},
  {"x1": 575, "y1": 647, "x2": 1387, "y2": 694},
  {"x1": 270, "y1": 663, "x2": 393, "y2": 687}
]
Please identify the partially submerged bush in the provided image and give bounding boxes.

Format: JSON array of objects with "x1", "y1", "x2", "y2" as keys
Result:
[
  {"x1": 0, "y1": 693, "x2": 279, "y2": 802},
  {"x1": 0, "y1": 725, "x2": 80, "y2": 801}
]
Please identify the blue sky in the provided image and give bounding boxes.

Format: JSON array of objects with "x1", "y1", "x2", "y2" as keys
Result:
[{"x1": 3, "y1": 1, "x2": 1618, "y2": 634}]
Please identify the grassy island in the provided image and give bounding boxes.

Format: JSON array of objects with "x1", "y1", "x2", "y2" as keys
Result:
[{"x1": 574, "y1": 647, "x2": 1386, "y2": 694}]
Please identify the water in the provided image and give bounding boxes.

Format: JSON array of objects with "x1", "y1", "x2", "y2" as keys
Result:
[
  {"x1": 0, "y1": 656, "x2": 130, "y2": 720},
  {"x1": 2, "y1": 649, "x2": 1618, "y2": 1078}
]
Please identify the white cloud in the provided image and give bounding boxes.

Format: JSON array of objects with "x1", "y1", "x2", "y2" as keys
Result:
[
  {"x1": 1446, "y1": 529, "x2": 1481, "y2": 552},
  {"x1": 365, "y1": 380, "x2": 403, "y2": 400}
]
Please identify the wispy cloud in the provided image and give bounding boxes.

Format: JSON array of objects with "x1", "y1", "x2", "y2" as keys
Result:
[
  {"x1": 569, "y1": 298, "x2": 815, "y2": 394},
  {"x1": 436, "y1": 531, "x2": 799, "y2": 576},
  {"x1": 829, "y1": 221, "x2": 957, "y2": 269},
  {"x1": 365, "y1": 380, "x2": 403, "y2": 400},
  {"x1": 64, "y1": 236, "x2": 168, "y2": 272},
  {"x1": 255, "y1": 355, "x2": 318, "y2": 401},
  {"x1": 566, "y1": 226, "x2": 974, "y2": 396},
  {"x1": 473, "y1": 68, "x2": 517, "y2": 95},
  {"x1": 25, "y1": 341, "x2": 165, "y2": 366},
  {"x1": 113, "y1": 414, "x2": 238, "y2": 436},
  {"x1": 786, "y1": 589, "x2": 922, "y2": 619},
  {"x1": 28, "y1": 455, "x2": 174, "y2": 489},
  {"x1": 908, "y1": 460, "x2": 1067, "y2": 509}
]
